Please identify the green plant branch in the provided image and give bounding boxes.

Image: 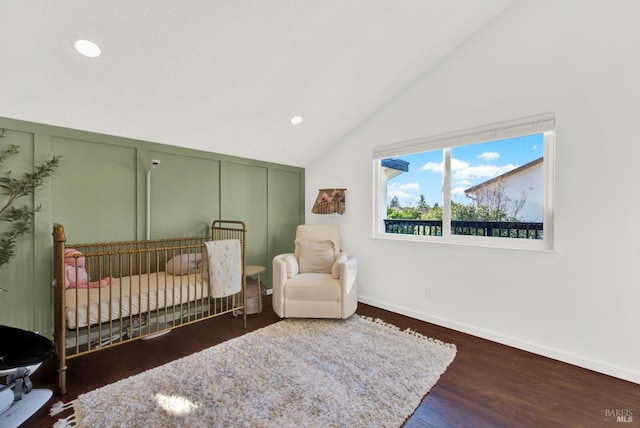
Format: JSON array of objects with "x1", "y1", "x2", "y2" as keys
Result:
[
  {"x1": 0, "y1": 128, "x2": 61, "y2": 282},
  {"x1": 0, "y1": 156, "x2": 60, "y2": 218}
]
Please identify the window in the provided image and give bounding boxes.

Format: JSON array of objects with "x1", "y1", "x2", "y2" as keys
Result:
[{"x1": 373, "y1": 114, "x2": 555, "y2": 251}]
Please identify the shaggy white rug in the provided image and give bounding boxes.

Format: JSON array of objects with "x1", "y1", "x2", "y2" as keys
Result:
[{"x1": 51, "y1": 315, "x2": 456, "y2": 427}]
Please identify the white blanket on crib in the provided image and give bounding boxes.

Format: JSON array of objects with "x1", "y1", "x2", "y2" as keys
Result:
[{"x1": 203, "y1": 239, "x2": 242, "y2": 298}]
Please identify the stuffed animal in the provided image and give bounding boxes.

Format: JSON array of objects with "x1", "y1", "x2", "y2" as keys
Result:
[{"x1": 64, "y1": 248, "x2": 112, "y2": 288}]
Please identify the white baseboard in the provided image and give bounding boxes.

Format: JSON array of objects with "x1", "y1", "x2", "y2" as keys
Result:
[{"x1": 358, "y1": 295, "x2": 640, "y2": 385}]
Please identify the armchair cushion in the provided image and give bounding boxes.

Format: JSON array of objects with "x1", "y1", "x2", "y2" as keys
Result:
[
  {"x1": 285, "y1": 273, "x2": 341, "y2": 301},
  {"x1": 295, "y1": 239, "x2": 339, "y2": 274}
]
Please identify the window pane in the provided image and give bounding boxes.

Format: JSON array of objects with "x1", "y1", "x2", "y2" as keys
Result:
[
  {"x1": 450, "y1": 134, "x2": 544, "y2": 239},
  {"x1": 374, "y1": 113, "x2": 554, "y2": 250},
  {"x1": 382, "y1": 150, "x2": 444, "y2": 236}
]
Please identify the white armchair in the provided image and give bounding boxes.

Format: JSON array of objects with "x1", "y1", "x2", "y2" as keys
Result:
[{"x1": 272, "y1": 224, "x2": 357, "y2": 319}]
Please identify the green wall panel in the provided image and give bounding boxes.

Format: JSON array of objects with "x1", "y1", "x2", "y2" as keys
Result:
[
  {"x1": 0, "y1": 117, "x2": 304, "y2": 336},
  {"x1": 221, "y1": 162, "x2": 268, "y2": 269},
  {"x1": 267, "y1": 168, "x2": 305, "y2": 287},
  {"x1": 50, "y1": 138, "x2": 137, "y2": 243},
  {"x1": 147, "y1": 150, "x2": 220, "y2": 238}
]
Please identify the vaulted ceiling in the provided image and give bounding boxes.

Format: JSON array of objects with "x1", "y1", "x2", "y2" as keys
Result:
[{"x1": 0, "y1": 0, "x2": 515, "y2": 167}]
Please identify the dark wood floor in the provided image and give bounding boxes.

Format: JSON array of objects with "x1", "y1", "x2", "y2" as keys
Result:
[{"x1": 24, "y1": 295, "x2": 639, "y2": 427}]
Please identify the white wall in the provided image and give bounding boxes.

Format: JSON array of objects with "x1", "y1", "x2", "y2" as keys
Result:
[{"x1": 305, "y1": 0, "x2": 640, "y2": 383}]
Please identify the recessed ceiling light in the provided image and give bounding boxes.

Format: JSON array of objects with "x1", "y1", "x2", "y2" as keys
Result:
[
  {"x1": 74, "y1": 39, "x2": 101, "y2": 58},
  {"x1": 290, "y1": 116, "x2": 303, "y2": 125}
]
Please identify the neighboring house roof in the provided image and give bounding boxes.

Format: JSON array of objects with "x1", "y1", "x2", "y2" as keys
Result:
[
  {"x1": 464, "y1": 157, "x2": 543, "y2": 194},
  {"x1": 381, "y1": 158, "x2": 409, "y2": 173}
]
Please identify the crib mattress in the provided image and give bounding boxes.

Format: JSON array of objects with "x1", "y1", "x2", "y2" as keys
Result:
[{"x1": 64, "y1": 271, "x2": 208, "y2": 329}]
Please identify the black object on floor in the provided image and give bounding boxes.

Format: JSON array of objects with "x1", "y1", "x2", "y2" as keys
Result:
[{"x1": 0, "y1": 325, "x2": 54, "y2": 370}]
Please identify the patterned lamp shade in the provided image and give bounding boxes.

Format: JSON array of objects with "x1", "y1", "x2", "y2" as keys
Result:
[{"x1": 311, "y1": 188, "x2": 346, "y2": 215}]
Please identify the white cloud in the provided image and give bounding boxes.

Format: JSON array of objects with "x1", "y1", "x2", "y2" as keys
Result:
[
  {"x1": 420, "y1": 159, "x2": 469, "y2": 172},
  {"x1": 420, "y1": 161, "x2": 442, "y2": 172},
  {"x1": 453, "y1": 163, "x2": 518, "y2": 181},
  {"x1": 419, "y1": 157, "x2": 509, "y2": 181},
  {"x1": 477, "y1": 152, "x2": 500, "y2": 161},
  {"x1": 398, "y1": 183, "x2": 420, "y2": 191},
  {"x1": 452, "y1": 186, "x2": 468, "y2": 196},
  {"x1": 388, "y1": 190, "x2": 411, "y2": 199},
  {"x1": 387, "y1": 182, "x2": 420, "y2": 206},
  {"x1": 387, "y1": 190, "x2": 415, "y2": 206},
  {"x1": 455, "y1": 179, "x2": 473, "y2": 187},
  {"x1": 451, "y1": 158, "x2": 469, "y2": 171},
  {"x1": 391, "y1": 182, "x2": 420, "y2": 191}
]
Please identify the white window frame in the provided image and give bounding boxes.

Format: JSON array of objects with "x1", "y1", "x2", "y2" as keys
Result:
[{"x1": 372, "y1": 113, "x2": 556, "y2": 252}]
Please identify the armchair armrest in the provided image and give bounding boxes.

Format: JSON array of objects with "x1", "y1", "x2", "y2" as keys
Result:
[
  {"x1": 339, "y1": 257, "x2": 358, "y2": 318},
  {"x1": 274, "y1": 253, "x2": 298, "y2": 279},
  {"x1": 339, "y1": 257, "x2": 357, "y2": 293},
  {"x1": 272, "y1": 253, "x2": 298, "y2": 318}
]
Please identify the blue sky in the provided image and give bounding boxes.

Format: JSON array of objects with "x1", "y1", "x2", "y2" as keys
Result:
[{"x1": 386, "y1": 133, "x2": 544, "y2": 207}]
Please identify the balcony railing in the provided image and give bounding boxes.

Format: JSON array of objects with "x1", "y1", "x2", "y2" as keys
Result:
[{"x1": 384, "y1": 219, "x2": 543, "y2": 239}]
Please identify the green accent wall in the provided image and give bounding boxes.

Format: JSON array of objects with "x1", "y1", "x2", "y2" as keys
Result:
[
  {"x1": 221, "y1": 162, "x2": 269, "y2": 268},
  {"x1": 0, "y1": 117, "x2": 304, "y2": 337}
]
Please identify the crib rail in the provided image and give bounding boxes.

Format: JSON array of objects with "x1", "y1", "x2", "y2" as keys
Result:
[{"x1": 52, "y1": 220, "x2": 247, "y2": 395}]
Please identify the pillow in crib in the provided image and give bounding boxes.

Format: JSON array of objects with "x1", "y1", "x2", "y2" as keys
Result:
[{"x1": 166, "y1": 253, "x2": 202, "y2": 275}]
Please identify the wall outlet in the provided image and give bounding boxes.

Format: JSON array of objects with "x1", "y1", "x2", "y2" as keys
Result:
[{"x1": 424, "y1": 288, "x2": 432, "y2": 300}]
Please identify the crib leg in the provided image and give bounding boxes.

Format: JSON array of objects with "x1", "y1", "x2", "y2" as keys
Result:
[
  {"x1": 55, "y1": 354, "x2": 67, "y2": 395},
  {"x1": 243, "y1": 308, "x2": 247, "y2": 329}
]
